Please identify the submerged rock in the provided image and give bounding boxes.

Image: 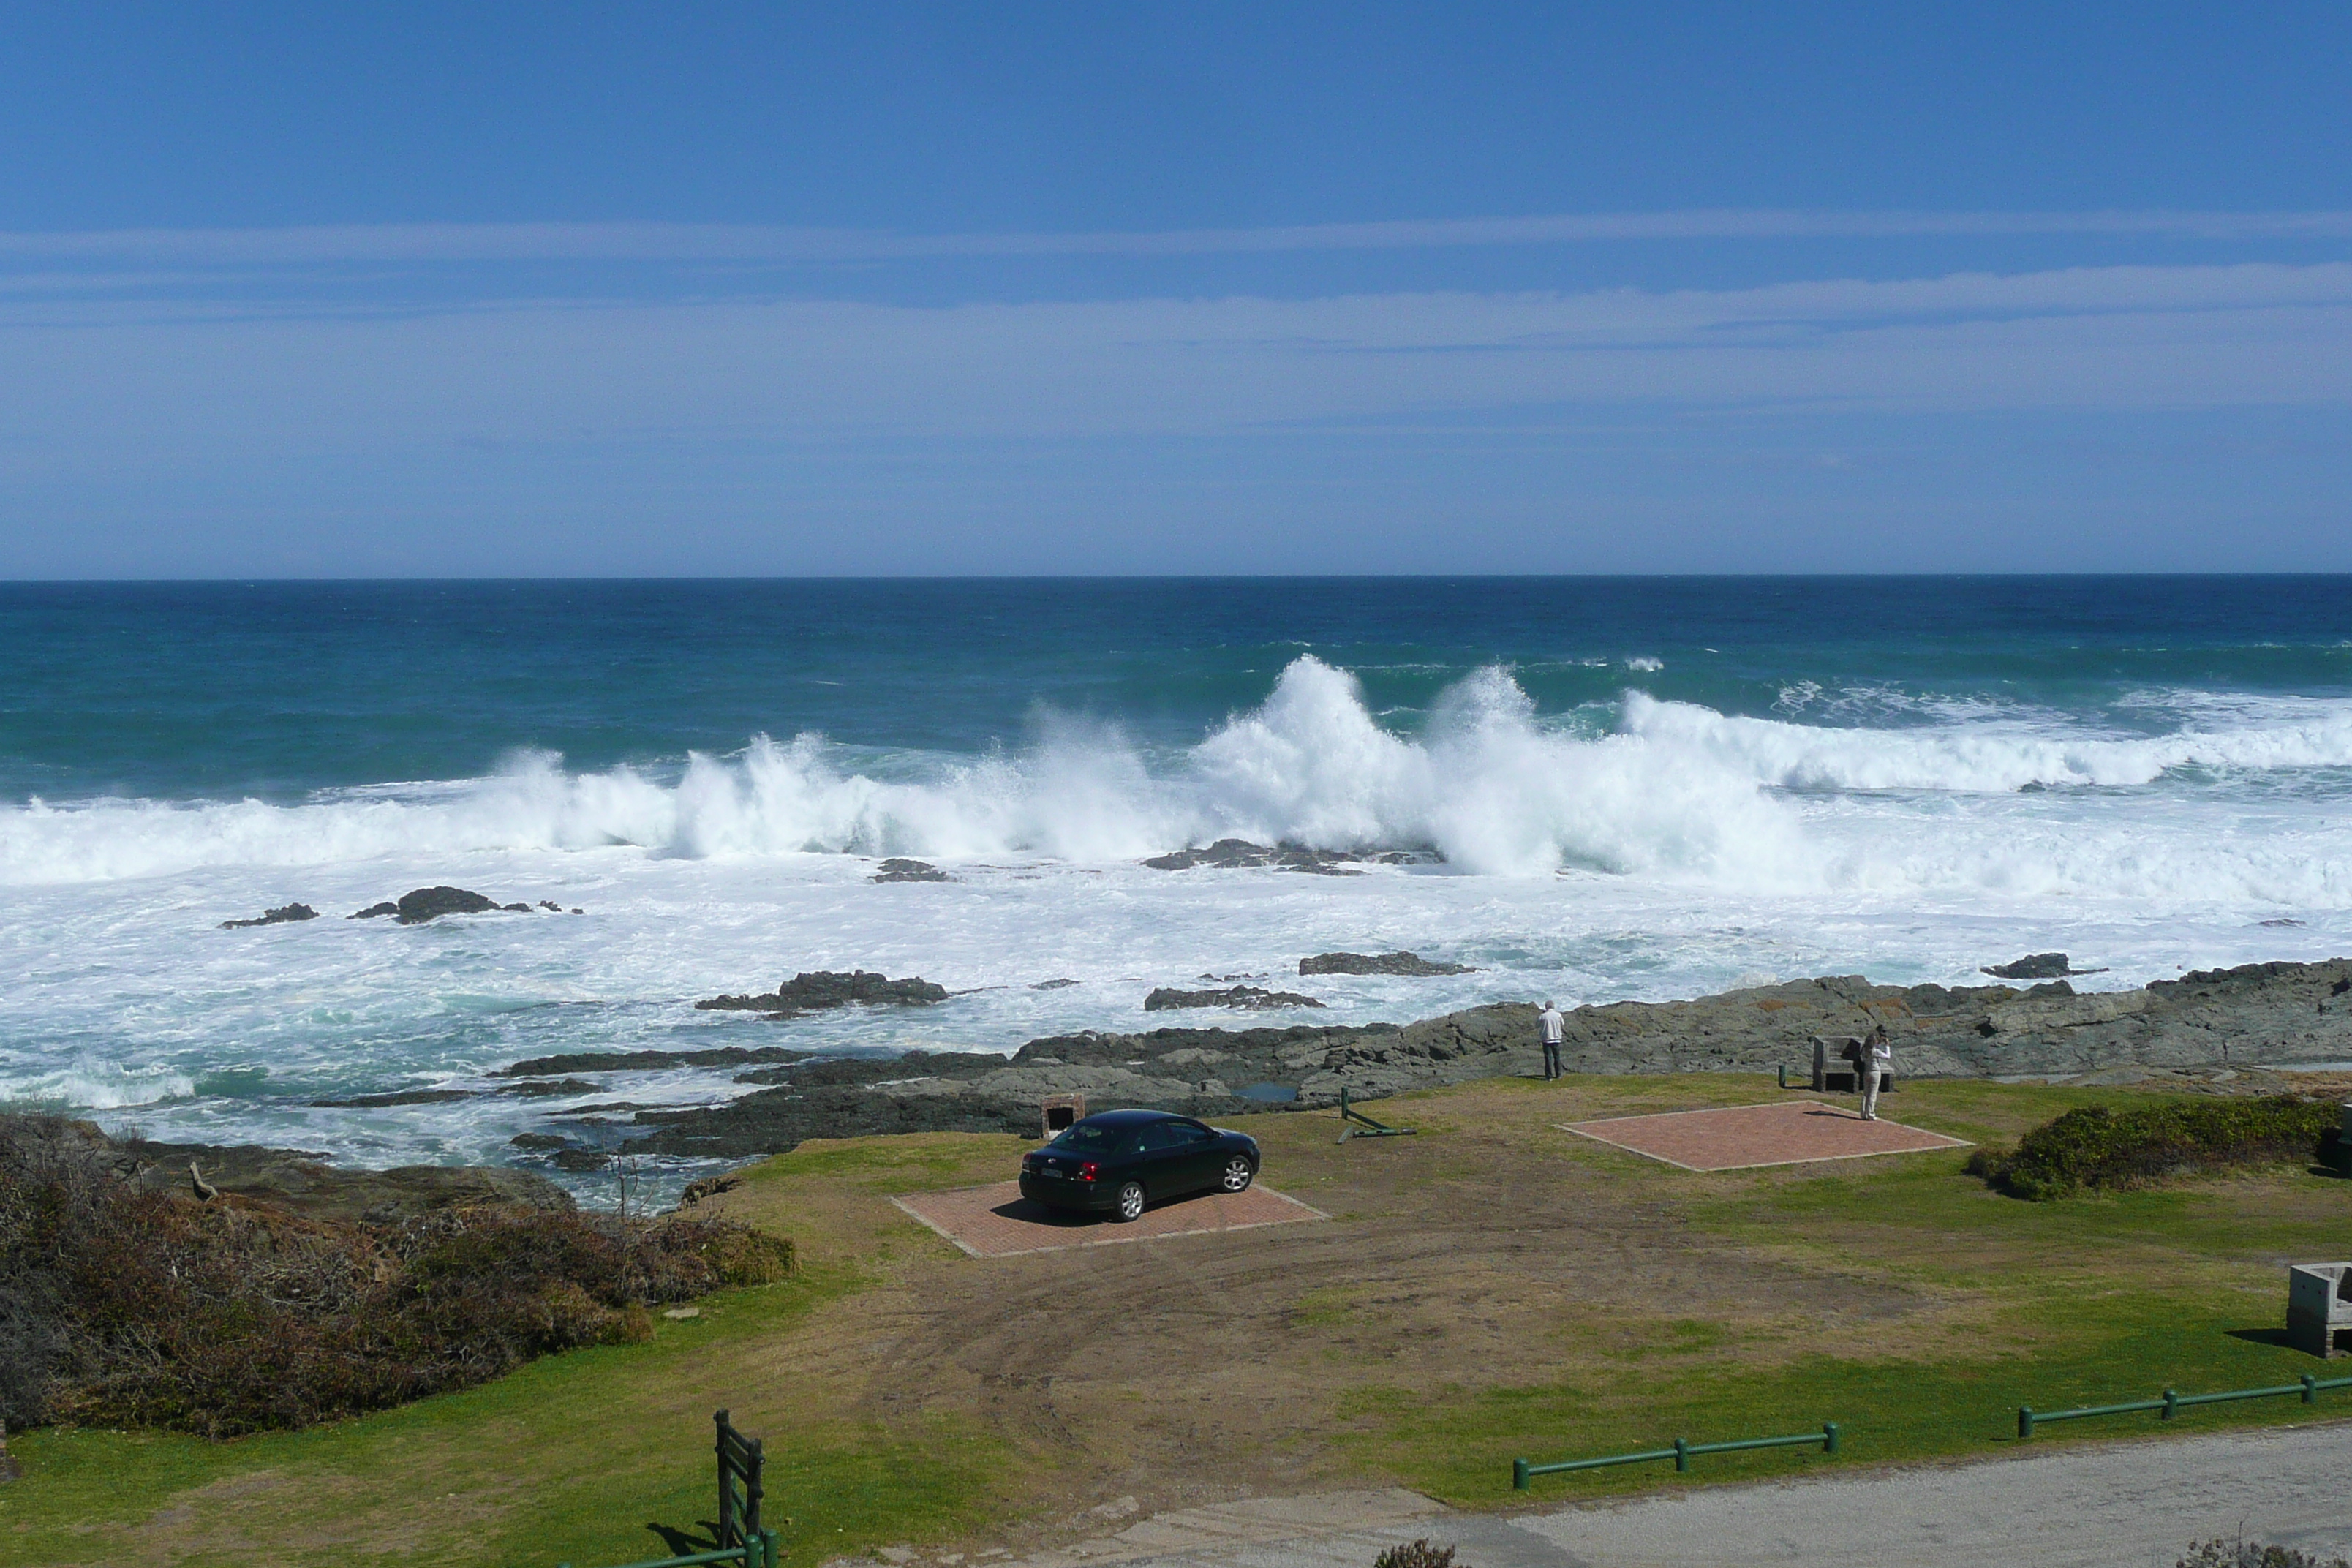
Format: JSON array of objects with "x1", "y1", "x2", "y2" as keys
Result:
[
  {"x1": 1299, "y1": 950, "x2": 1475, "y2": 977},
  {"x1": 870, "y1": 858, "x2": 953, "y2": 883},
  {"x1": 1145, "y1": 984, "x2": 1325, "y2": 1011},
  {"x1": 219, "y1": 902, "x2": 319, "y2": 930},
  {"x1": 695, "y1": 970, "x2": 949, "y2": 1014},
  {"x1": 1142, "y1": 839, "x2": 1425, "y2": 875}
]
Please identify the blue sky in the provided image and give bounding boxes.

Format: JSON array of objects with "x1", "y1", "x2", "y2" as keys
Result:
[{"x1": 1, "y1": 3, "x2": 2348, "y2": 575}]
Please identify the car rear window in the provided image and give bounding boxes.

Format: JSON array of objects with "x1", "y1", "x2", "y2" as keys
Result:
[{"x1": 1048, "y1": 1123, "x2": 1136, "y2": 1153}]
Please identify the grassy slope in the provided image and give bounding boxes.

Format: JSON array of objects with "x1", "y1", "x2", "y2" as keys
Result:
[
  {"x1": 1350, "y1": 1079, "x2": 2352, "y2": 1498},
  {"x1": 5, "y1": 1077, "x2": 2348, "y2": 1566}
]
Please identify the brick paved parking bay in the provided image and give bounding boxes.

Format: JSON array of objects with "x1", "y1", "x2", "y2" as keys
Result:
[
  {"x1": 1563, "y1": 1098, "x2": 1971, "y2": 1172},
  {"x1": 891, "y1": 1180, "x2": 1329, "y2": 1258}
]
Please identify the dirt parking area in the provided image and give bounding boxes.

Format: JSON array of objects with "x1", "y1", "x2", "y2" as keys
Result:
[
  {"x1": 892, "y1": 1181, "x2": 1328, "y2": 1257},
  {"x1": 696, "y1": 1077, "x2": 1983, "y2": 1526}
]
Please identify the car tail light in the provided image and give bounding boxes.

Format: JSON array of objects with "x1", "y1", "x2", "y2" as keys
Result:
[{"x1": 1077, "y1": 1161, "x2": 1099, "y2": 1183}]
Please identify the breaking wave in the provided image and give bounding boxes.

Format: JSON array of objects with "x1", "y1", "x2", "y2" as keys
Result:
[{"x1": 5, "y1": 657, "x2": 2352, "y2": 895}]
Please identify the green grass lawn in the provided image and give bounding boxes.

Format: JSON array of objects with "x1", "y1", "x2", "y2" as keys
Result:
[
  {"x1": 4, "y1": 1074, "x2": 2347, "y2": 1567},
  {"x1": 2, "y1": 1257, "x2": 1009, "y2": 1568}
]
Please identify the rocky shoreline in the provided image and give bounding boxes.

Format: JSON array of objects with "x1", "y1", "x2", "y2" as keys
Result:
[{"x1": 489, "y1": 957, "x2": 2352, "y2": 1164}]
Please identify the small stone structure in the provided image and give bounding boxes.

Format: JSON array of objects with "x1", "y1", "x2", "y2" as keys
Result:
[
  {"x1": 2288, "y1": 1262, "x2": 2352, "y2": 1359},
  {"x1": 1041, "y1": 1093, "x2": 1086, "y2": 1139},
  {"x1": 1810, "y1": 1035, "x2": 1896, "y2": 1095}
]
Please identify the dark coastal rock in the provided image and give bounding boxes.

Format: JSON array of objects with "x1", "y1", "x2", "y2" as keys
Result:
[
  {"x1": 509, "y1": 1132, "x2": 570, "y2": 1150},
  {"x1": 1031, "y1": 978, "x2": 1079, "y2": 990},
  {"x1": 621, "y1": 957, "x2": 2352, "y2": 1161},
  {"x1": 497, "y1": 1078, "x2": 608, "y2": 1098},
  {"x1": 731, "y1": 1048, "x2": 1009, "y2": 1088},
  {"x1": 348, "y1": 887, "x2": 519, "y2": 924},
  {"x1": 496, "y1": 1046, "x2": 811, "y2": 1077},
  {"x1": 694, "y1": 970, "x2": 949, "y2": 1014},
  {"x1": 308, "y1": 1088, "x2": 478, "y2": 1108},
  {"x1": 1141, "y1": 838, "x2": 1426, "y2": 875},
  {"x1": 870, "y1": 858, "x2": 953, "y2": 883},
  {"x1": 395, "y1": 887, "x2": 500, "y2": 924},
  {"x1": 220, "y1": 902, "x2": 319, "y2": 930},
  {"x1": 1982, "y1": 952, "x2": 2106, "y2": 979},
  {"x1": 1145, "y1": 985, "x2": 1324, "y2": 1011},
  {"x1": 1300, "y1": 950, "x2": 1476, "y2": 977},
  {"x1": 97, "y1": 1131, "x2": 575, "y2": 1224}
]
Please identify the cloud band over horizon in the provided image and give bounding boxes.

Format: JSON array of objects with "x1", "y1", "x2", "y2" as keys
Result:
[{"x1": 4, "y1": 208, "x2": 2352, "y2": 271}]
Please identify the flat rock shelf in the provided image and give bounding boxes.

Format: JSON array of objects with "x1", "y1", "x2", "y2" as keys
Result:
[
  {"x1": 1562, "y1": 1099, "x2": 1972, "y2": 1172},
  {"x1": 890, "y1": 1181, "x2": 1329, "y2": 1259}
]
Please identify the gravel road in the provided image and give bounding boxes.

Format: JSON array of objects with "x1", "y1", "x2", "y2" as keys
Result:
[{"x1": 1017, "y1": 1422, "x2": 2352, "y2": 1568}]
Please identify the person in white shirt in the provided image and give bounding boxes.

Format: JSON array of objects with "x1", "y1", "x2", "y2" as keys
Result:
[
  {"x1": 1538, "y1": 1000, "x2": 1565, "y2": 1081},
  {"x1": 1859, "y1": 1024, "x2": 1892, "y2": 1119}
]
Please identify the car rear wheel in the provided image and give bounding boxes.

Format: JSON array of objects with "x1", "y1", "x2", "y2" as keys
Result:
[
  {"x1": 1115, "y1": 1180, "x2": 1146, "y2": 1221},
  {"x1": 1221, "y1": 1156, "x2": 1254, "y2": 1193}
]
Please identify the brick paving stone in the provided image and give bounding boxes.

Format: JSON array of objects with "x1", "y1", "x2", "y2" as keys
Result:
[
  {"x1": 891, "y1": 1180, "x2": 1329, "y2": 1259},
  {"x1": 1561, "y1": 1098, "x2": 1971, "y2": 1172}
]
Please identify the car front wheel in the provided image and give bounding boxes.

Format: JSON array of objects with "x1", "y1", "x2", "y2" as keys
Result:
[
  {"x1": 1221, "y1": 1156, "x2": 1254, "y2": 1193},
  {"x1": 1115, "y1": 1180, "x2": 1146, "y2": 1221}
]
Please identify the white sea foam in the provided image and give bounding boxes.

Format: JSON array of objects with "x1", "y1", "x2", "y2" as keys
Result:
[
  {"x1": 1621, "y1": 690, "x2": 2352, "y2": 793},
  {"x1": 8, "y1": 647, "x2": 2352, "y2": 1187},
  {"x1": 0, "y1": 1062, "x2": 196, "y2": 1111},
  {"x1": 4, "y1": 657, "x2": 2351, "y2": 905}
]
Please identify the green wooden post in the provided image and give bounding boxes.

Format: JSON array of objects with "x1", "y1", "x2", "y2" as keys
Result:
[
  {"x1": 1673, "y1": 1438, "x2": 1689, "y2": 1473},
  {"x1": 2304, "y1": 1376, "x2": 2320, "y2": 1406},
  {"x1": 2017, "y1": 1406, "x2": 2035, "y2": 1439},
  {"x1": 1512, "y1": 1458, "x2": 1530, "y2": 1490},
  {"x1": 2161, "y1": 1388, "x2": 2179, "y2": 1421},
  {"x1": 1822, "y1": 1422, "x2": 1839, "y2": 1455}
]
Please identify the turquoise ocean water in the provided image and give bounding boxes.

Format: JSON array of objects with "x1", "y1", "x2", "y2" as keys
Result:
[{"x1": 4, "y1": 578, "x2": 2349, "y2": 1195}]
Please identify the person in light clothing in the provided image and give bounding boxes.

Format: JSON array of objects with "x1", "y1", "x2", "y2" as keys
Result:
[
  {"x1": 1858, "y1": 1023, "x2": 1892, "y2": 1119},
  {"x1": 1538, "y1": 1000, "x2": 1565, "y2": 1081}
]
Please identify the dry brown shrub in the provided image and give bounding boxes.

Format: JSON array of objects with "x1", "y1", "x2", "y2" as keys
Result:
[{"x1": 0, "y1": 1114, "x2": 791, "y2": 1436}]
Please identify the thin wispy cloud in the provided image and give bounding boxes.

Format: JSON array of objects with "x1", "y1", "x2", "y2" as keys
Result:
[
  {"x1": 5, "y1": 262, "x2": 2346, "y2": 470},
  {"x1": 4, "y1": 209, "x2": 2351, "y2": 271}
]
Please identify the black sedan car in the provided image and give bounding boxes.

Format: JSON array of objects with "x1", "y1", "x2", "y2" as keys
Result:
[{"x1": 1019, "y1": 1109, "x2": 1261, "y2": 1222}]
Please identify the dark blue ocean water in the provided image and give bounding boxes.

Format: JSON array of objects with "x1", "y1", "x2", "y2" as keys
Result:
[{"x1": 4, "y1": 577, "x2": 2349, "y2": 803}]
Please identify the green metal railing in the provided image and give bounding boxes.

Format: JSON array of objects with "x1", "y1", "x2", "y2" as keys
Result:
[
  {"x1": 554, "y1": 1409, "x2": 777, "y2": 1568},
  {"x1": 557, "y1": 1532, "x2": 781, "y2": 1568},
  {"x1": 2017, "y1": 1374, "x2": 2352, "y2": 1438},
  {"x1": 1513, "y1": 1423, "x2": 1839, "y2": 1489},
  {"x1": 1337, "y1": 1086, "x2": 1416, "y2": 1142}
]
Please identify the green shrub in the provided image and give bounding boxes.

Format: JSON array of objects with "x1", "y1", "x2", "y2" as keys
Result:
[{"x1": 1967, "y1": 1096, "x2": 2342, "y2": 1200}]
